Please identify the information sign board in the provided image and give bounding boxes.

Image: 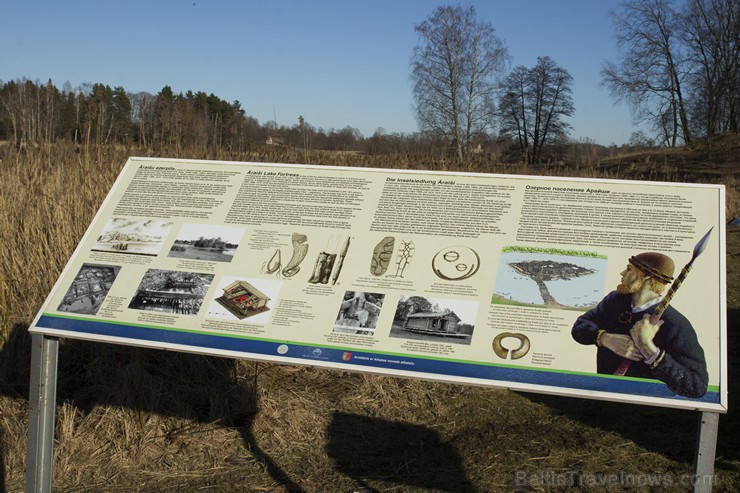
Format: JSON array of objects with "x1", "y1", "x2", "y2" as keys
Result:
[{"x1": 30, "y1": 158, "x2": 727, "y2": 411}]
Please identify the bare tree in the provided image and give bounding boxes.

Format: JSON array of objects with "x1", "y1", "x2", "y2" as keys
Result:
[
  {"x1": 681, "y1": 0, "x2": 740, "y2": 139},
  {"x1": 130, "y1": 91, "x2": 154, "y2": 147},
  {"x1": 0, "y1": 80, "x2": 22, "y2": 145},
  {"x1": 528, "y1": 57, "x2": 575, "y2": 164},
  {"x1": 499, "y1": 57, "x2": 574, "y2": 165},
  {"x1": 410, "y1": 5, "x2": 508, "y2": 164},
  {"x1": 601, "y1": 0, "x2": 692, "y2": 146},
  {"x1": 498, "y1": 66, "x2": 531, "y2": 163}
]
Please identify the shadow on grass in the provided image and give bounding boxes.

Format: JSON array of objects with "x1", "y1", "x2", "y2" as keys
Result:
[
  {"x1": 521, "y1": 307, "x2": 739, "y2": 468},
  {"x1": 0, "y1": 322, "x2": 304, "y2": 492},
  {"x1": 0, "y1": 324, "x2": 30, "y2": 493},
  {"x1": 326, "y1": 412, "x2": 475, "y2": 493},
  {"x1": 1, "y1": 422, "x2": 5, "y2": 493}
]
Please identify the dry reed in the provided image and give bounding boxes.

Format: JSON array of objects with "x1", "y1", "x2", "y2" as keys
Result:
[{"x1": 1, "y1": 143, "x2": 738, "y2": 491}]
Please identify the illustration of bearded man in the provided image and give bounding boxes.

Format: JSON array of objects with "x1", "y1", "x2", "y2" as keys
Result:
[{"x1": 571, "y1": 252, "x2": 708, "y2": 398}]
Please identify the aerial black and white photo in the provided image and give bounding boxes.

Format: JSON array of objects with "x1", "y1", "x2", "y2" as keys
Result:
[{"x1": 57, "y1": 263, "x2": 121, "y2": 315}]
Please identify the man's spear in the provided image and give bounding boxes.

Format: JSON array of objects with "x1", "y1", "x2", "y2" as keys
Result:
[{"x1": 613, "y1": 227, "x2": 713, "y2": 376}]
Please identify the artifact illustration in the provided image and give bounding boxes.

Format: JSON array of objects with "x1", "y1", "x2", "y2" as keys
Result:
[
  {"x1": 370, "y1": 237, "x2": 415, "y2": 278},
  {"x1": 390, "y1": 239, "x2": 415, "y2": 278},
  {"x1": 57, "y1": 263, "x2": 121, "y2": 315},
  {"x1": 370, "y1": 236, "x2": 395, "y2": 276},
  {"x1": 508, "y1": 260, "x2": 595, "y2": 307},
  {"x1": 309, "y1": 252, "x2": 336, "y2": 284},
  {"x1": 215, "y1": 280, "x2": 271, "y2": 320},
  {"x1": 309, "y1": 235, "x2": 351, "y2": 285},
  {"x1": 432, "y1": 246, "x2": 480, "y2": 281},
  {"x1": 262, "y1": 248, "x2": 282, "y2": 275},
  {"x1": 260, "y1": 232, "x2": 310, "y2": 278},
  {"x1": 492, "y1": 332, "x2": 531, "y2": 360},
  {"x1": 283, "y1": 233, "x2": 309, "y2": 278},
  {"x1": 331, "y1": 237, "x2": 351, "y2": 285}
]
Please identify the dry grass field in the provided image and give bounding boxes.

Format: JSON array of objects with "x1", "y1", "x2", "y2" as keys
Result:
[{"x1": 1, "y1": 142, "x2": 738, "y2": 492}]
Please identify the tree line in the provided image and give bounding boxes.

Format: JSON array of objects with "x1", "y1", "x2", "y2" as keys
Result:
[
  {"x1": 1, "y1": 1, "x2": 735, "y2": 162},
  {"x1": 0, "y1": 76, "x2": 540, "y2": 160},
  {"x1": 0, "y1": 79, "x2": 386, "y2": 154},
  {"x1": 0, "y1": 80, "x2": 254, "y2": 150}
]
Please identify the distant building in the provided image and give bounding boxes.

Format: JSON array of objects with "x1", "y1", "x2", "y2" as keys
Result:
[{"x1": 265, "y1": 136, "x2": 286, "y2": 146}]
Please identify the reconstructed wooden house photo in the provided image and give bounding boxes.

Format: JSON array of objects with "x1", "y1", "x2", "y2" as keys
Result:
[
  {"x1": 406, "y1": 310, "x2": 462, "y2": 334},
  {"x1": 390, "y1": 295, "x2": 477, "y2": 345}
]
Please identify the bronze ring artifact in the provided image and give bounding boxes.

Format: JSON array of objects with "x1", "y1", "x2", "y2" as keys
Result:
[{"x1": 492, "y1": 332, "x2": 531, "y2": 360}]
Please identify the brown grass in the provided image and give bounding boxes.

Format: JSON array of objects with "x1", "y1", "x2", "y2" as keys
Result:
[{"x1": 1, "y1": 143, "x2": 739, "y2": 492}]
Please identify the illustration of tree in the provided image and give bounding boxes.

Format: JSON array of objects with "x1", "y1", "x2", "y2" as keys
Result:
[{"x1": 508, "y1": 260, "x2": 595, "y2": 306}]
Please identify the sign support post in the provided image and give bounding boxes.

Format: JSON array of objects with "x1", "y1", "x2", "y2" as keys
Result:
[
  {"x1": 693, "y1": 411, "x2": 720, "y2": 493},
  {"x1": 25, "y1": 333, "x2": 59, "y2": 493}
]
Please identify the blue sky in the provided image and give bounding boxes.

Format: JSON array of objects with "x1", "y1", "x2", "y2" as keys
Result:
[{"x1": 0, "y1": 0, "x2": 638, "y2": 145}]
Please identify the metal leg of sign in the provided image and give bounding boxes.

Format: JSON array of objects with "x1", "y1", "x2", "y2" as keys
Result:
[
  {"x1": 25, "y1": 333, "x2": 59, "y2": 493},
  {"x1": 693, "y1": 411, "x2": 720, "y2": 493}
]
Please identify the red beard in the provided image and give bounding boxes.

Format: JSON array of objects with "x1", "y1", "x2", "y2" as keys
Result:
[{"x1": 617, "y1": 278, "x2": 643, "y2": 294}]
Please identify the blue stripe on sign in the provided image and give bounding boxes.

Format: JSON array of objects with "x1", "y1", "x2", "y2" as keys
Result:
[{"x1": 36, "y1": 314, "x2": 720, "y2": 404}]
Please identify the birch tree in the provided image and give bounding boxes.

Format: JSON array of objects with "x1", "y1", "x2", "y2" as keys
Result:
[{"x1": 410, "y1": 5, "x2": 508, "y2": 163}]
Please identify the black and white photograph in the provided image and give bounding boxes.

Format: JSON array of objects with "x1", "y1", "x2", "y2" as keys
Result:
[
  {"x1": 390, "y1": 295, "x2": 478, "y2": 345},
  {"x1": 332, "y1": 291, "x2": 385, "y2": 336},
  {"x1": 57, "y1": 263, "x2": 121, "y2": 315},
  {"x1": 92, "y1": 218, "x2": 174, "y2": 256},
  {"x1": 128, "y1": 269, "x2": 214, "y2": 316},
  {"x1": 167, "y1": 223, "x2": 245, "y2": 263}
]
